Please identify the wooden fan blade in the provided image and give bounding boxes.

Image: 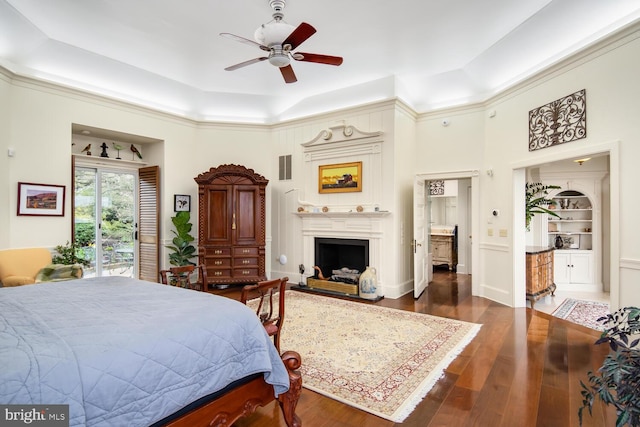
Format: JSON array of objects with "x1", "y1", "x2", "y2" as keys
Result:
[
  {"x1": 282, "y1": 22, "x2": 316, "y2": 50},
  {"x1": 294, "y1": 52, "x2": 343, "y2": 66},
  {"x1": 220, "y1": 33, "x2": 270, "y2": 52},
  {"x1": 225, "y1": 57, "x2": 268, "y2": 71},
  {"x1": 279, "y1": 65, "x2": 297, "y2": 83}
]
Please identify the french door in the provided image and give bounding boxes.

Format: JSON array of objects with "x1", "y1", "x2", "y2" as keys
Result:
[{"x1": 74, "y1": 166, "x2": 137, "y2": 277}]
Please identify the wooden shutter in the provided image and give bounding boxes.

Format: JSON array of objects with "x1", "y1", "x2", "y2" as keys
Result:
[{"x1": 138, "y1": 166, "x2": 160, "y2": 282}]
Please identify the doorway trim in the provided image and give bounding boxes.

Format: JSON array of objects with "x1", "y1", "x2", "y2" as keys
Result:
[
  {"x1": 511, "y1": 140, "x2": 619, "y2": 309},
  {"x1": 415, "y1": 170, "x2": 480, "y2": 295}
]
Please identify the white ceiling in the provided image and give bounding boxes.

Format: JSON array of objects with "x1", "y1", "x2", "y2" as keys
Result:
[{"x1": 1, "y1": 0, "x2": 639, "y2": 123}]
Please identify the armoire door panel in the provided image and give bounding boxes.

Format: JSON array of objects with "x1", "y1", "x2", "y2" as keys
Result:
[
  {"x1": 206, "y1": 186, "x2": 231, "y2": 243},
  {"x1": 235, "y1": 186, "x2": 258, "y2": 243}
]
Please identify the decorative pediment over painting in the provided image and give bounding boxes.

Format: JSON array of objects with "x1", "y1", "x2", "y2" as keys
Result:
[
  {"x1": 528, "y1": 89, "x2": 586, "y2": 151},
  {"x1": 301, "y1": 123, "x2": 383, "y2": 156}
]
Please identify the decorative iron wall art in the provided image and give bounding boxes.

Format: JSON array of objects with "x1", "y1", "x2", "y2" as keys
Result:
[
  {"x1": 528, "y1": 89, "x2": 586, "y2": 151},
  {"x1": 429, "y1": 180, "x2": 445, "y2": 196}
]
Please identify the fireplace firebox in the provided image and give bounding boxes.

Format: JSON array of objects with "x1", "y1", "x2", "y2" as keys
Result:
[{"x1": 313, "y1": 238, "x2": 369, "y2": 283}]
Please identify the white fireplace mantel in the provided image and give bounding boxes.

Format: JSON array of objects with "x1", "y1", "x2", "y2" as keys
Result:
[
  {"x1": 295, "y1": 211, "x2": 390, "y2": 219},
  {"x1": 297, "y1": 210, "x2": 389, "y2": 296}
]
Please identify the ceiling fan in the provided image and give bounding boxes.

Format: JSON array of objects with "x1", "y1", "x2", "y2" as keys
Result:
[{"x1": 220, "y1": 0, "x2": 343, "y2": 83}]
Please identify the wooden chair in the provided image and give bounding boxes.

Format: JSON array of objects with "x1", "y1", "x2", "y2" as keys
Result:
[
  {"x1": 160, "y1": 265, "x2": 208, "y2": 291},
  {"x1": 241, "y1": 277, "x2": 288, "y2": 352}
]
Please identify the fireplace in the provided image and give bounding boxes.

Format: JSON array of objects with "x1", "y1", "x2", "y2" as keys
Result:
[
  {"x1": 314, "y1": 238, "x2": 369, "y2": 282},
  {"x1": 296, "y1": 211, "x2": 388, "y2": 297}
]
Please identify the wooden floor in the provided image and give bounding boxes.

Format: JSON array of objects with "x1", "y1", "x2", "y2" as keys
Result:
[{"x1": 212, "y1": 270, "x2": 614, "y2": 427}]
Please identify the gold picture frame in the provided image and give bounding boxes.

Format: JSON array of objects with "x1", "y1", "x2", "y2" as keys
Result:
[{"x1": 318, "y1": 162, "x2": 362, "y2": 194}]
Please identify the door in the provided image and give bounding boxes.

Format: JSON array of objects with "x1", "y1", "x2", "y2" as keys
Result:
[
  {"x1": 234, "y1": 185, "x2": 260, "y2": 245},
  {"x1": 569, "y1": 252, "x2": 593, "y2": 284},
  {"x1": 553, "y1": 252, "x2": 571, "y2": 283},
  {"x1": 413, "y1": 177, "x2": 430, "y2": 298},
  {"x1": 138, "y1": 166, "x2": 159, "y2": 282},
  {"x1": 74, "y1": 166, "x2": 136, "y2": 277}
]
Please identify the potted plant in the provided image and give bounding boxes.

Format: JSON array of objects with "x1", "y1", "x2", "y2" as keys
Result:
[
  {"x1": 579, "y1": 306, "x2": 640, "y2": 426},
  {"x1": 165, "y1": 211, "x2": 196, "y2": 266},
  {"x1": 53, "y1": 241, "x2": 91, "y2": 267},
  {"x1": 525, "y1": 182, "x2": 561, "y2": 231}
]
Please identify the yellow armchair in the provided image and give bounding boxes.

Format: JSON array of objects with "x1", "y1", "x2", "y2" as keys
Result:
[{"x1": 0, "y1": 248, "x2": 53, "y2": 287}]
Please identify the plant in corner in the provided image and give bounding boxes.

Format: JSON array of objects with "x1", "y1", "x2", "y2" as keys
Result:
[
  {"x1": 166, "y1": 211, "x2": 196, "y2": 266},
  {"x1": 52, "y1": 240, "x2": 91, "y2": 267},
  {"x1": 579, "y1": 306, "x2": 640, "y2": 427},
  {"x1": 525, "y1": 182, "x2": 561, "y2": 231}
]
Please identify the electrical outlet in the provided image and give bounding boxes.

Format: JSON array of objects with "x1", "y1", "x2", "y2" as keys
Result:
[
  {"x1": 488, "y1": 228, "x2": 493, "y2": 236},
  {"x1": 499, "y1": 229, "x2": 508, "y2": 237}
]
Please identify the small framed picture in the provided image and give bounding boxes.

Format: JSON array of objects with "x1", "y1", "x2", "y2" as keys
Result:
[
  {"x1": 563, "y1": 235, "x2": 580, "y2": 249},
  {"x1": 17, "y1": 182, "x2": 65, "y2": 216},
  {"x1": 174, "y1": 194, "x2": 191, "y2": 212}
]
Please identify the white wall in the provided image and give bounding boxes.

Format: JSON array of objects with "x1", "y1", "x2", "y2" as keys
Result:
[
  {"x1": 2, "y1": 22, "x2": 639, "y2": 309},
  {"x1": 416, "y1": 24, "x2": 640, "y2": 309},
  {"x1": 2, "y1": 80, "x2": 272, "y2": 268},
  {"x1": 0, "y1": 70, "x2": 11, "y2": 248},
  {"x1": 268, "y1": 101, "x2": 410, "y2": 298}
]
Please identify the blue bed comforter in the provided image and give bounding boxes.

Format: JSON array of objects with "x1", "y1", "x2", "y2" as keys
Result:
[{"x1": 0, "y1": 277, "x2": 290, "y2": 426}]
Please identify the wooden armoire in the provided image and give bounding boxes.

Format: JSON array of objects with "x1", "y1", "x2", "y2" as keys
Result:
[{"x1": 194, "y1": 164, "x2": 268, "y2": 287}]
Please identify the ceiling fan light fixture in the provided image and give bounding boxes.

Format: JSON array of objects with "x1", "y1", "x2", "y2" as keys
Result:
[
  {"x1": 254, "y1": 20, "x2": 295, "y2": 46},
  {"x1": 268, "y1": 50, "x2": 290, "y2": 67}
]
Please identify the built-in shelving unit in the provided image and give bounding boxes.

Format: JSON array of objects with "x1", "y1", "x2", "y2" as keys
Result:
[
  {"x1": 547, "y1": 191, "x2": 592, "y2": 251},
  {"x1": 547, "y1": 190, "x2": 595, "y2": 286},
  {"x1": 72, "y1": 153, "x2": 148, "y2": 168}
]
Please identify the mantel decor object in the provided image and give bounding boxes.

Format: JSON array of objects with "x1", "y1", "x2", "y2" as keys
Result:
[
  {"x1": 528, "y1": 89, "x2": 586, "y2": 151},
  {"x1": 358, "y1": 266, "x2": 378, "y2": 300}
]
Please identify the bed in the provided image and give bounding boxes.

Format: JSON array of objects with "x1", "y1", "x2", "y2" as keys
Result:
[{"x1": 0, "y1": 276, "x2": 302, "y2": 426}]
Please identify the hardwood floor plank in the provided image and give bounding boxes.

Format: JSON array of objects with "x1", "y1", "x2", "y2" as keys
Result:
[{"x1": 211, "y1": 271, "x2": 613, "y2": 426}]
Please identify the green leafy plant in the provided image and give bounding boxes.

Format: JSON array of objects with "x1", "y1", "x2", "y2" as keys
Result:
[
  {"x1": 165, "y1": 211, "x2": 196, "y2": 266},
  {"x1": 579, "y1": 307, "x2": 640, "y2": 427},
  {"x1": 52, "y1": 241, "x2": 91, "y2": 267},
  {"x1": 525, "y1": 182, "x2": 561, "y2": 230}
]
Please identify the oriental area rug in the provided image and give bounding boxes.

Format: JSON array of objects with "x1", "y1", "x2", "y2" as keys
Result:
[
  {"x1": 276, "y1": 291, "x2": 481, "y2": 422},
  {"x1": 551, "y1": 298, "x2": 609, "y2": 331}
]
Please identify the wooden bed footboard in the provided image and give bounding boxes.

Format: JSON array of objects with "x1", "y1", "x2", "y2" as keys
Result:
[{"x1": 164, "y1": 350, "x2": 302, "y2": 427}]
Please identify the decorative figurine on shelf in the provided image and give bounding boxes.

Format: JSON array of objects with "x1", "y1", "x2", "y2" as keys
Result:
[
  {"x1": 130, "y1": 144, "x2": 142, "y2": 160},
  {"x1": 112, "y1": 142, "x2": 123, "y2": 159},
  {"x1": 100, "y1": 142, "x2": 109, "y2": 158},
  {"x1": 81, "y1": 144, "x2": 91, "y2": 156},
  {"x1": 555, "y1": 235, "x2": 564, "y2": 249},
  {"x1": 298, "y1": 264, "x2": 306, "y2": 287}
]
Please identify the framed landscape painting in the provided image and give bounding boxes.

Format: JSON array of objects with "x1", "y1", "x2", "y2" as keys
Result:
[
  {"x1": 318, "y1": 162, "x2": 362, "y2": 194},
  {"x1": 17, "y1": 182, "x2": 65, "y2": 216}
]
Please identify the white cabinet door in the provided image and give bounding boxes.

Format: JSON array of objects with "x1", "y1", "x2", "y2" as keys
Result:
[
  {"x1": 554, "y1": 252, "x2": 572, "y2": 283},
  {"x1": 569, "y1": 252, "x2": 593, "y2": 284}
]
